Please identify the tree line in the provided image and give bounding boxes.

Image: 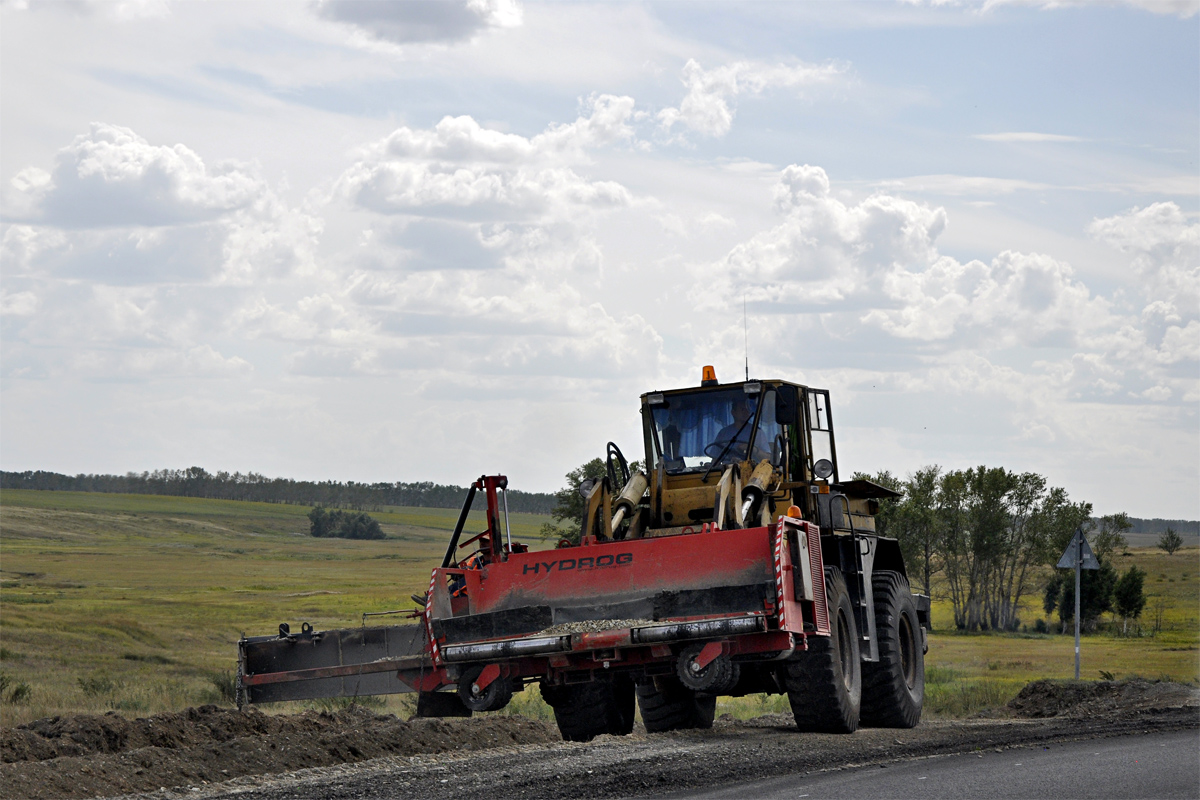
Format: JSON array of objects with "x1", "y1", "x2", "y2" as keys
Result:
[
  {"x1": 0, "y1": 468, "x2": 556, "y2": 514},
  {"x1": 859, "y1": 465, "x2": 1169, "y2": 634}
]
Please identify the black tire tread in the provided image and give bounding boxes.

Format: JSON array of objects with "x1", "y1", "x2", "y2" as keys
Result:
[
  {"x1": 785, "y1": 566, "x2": 860, "y2": 733},
  {"x1": 635, "y1": 678, "x2": 716, "y2": 732},
  {"x1": 860, "y1": 570, "x2": 924, "y2": 728},
  {"x1": 540, "y1": 678, "x2": 634, "y2": 742}
]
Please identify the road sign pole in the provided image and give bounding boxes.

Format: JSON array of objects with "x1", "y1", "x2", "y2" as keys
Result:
[
  {"x1": 1080, "y1": 532, "x2": 1089, "y2": 681},
  {"x1": 1057, "y1": 527, "x2": 1097, "y2": 682}
]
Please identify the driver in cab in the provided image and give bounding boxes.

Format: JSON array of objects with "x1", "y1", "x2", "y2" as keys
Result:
[
  {"x1": 711, "y1": 398, "x2": 775, "y2": 464},
  {"x1": 714, "y1": 399, "x2": 754, "y2": 453}
]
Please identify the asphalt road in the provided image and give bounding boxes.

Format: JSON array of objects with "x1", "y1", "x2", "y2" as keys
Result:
[
  {"x1": 665, "y1": 729, "x2": 1200, "y2": 800},
  {"x1": 164, "y1": 705, "x2": 1198, "y2": 800}
]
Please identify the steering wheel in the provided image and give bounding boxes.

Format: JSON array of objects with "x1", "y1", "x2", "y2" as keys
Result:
[{"x1": 705, "y1": 440, "x2": 748, "y2": 462}]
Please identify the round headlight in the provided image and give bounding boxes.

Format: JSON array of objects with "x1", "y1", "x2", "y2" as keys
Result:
[{"x1": 813, "y1": 459, "x2": 834, "y2": 480}]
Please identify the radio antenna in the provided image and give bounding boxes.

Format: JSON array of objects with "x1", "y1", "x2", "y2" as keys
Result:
[{"x1": 743, "y1": 295, "x2": 749, "y2": 381}]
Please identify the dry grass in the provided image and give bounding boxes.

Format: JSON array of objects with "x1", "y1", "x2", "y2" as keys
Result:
[{"x1": 0, "y1": 489, "x2": 550, "y2": 726}]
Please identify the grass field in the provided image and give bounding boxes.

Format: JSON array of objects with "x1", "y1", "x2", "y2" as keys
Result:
[
  {"x1": 1, "y1": 489, "x2": 1196, "y2": 727},
  {"x1": 0, "y1": 489, "x2": 552, "y2": 726}
]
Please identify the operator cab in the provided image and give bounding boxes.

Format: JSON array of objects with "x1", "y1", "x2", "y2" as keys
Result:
[
  {"x1": 648, "y1": 386, "x2": 782, "y2": 473},
  {"x1": 638, "y1": 369, "x2": 889, "y2": 534},
  {"x1": 642, "y1": 376, "x2": 837, "y2": 486}
]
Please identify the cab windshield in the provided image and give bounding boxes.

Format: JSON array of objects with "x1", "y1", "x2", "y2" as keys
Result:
[{"x1": 649, "y1": 388, "x2": 782, "y2": 474}]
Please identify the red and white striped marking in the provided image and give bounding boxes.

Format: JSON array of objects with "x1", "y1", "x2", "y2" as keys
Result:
[
  {"x1": 773, "y1": 527, "x2": 789, "y2": 631},
  {"x1": 424, "y1": 569, "x2": 441, "y2": 666}
]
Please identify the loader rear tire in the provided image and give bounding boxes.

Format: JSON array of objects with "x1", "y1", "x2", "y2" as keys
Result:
[
  {"x1": 540, "y1": 676, "x2": 635, "y2": 742},
  {"x1": 635, "y1": 676, "x2": 716, "y2": 732},
  {"x1": 860, "y1": 571, "x2": 924, "y2": 728},
  {"x1": 786, "y1": 566, "x2": 861, "y2": 733}
]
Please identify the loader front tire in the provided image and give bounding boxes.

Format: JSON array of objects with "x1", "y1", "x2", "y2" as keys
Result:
[
  {"x1": 635, "y1": 676, "x2": 716, "y2": 732},
  {"x1": 860, "y1": 570, "x2": 924, "y2": 728},
  {"x1": 540, "y1": 676, "x2": 635, "y2": 742},
  {"x1": 786, "y1": 566, "x2": 861, "y2": 733}
]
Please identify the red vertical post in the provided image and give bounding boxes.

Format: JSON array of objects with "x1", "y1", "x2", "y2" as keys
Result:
[{"x1": 478, "y1": 475, "x2": 509, "y2": 562}]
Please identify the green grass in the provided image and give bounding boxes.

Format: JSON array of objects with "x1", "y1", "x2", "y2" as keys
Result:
[
  {"x1": 0, "y1": 489, "x2": 553, "y2": 726},
  {"x1": 1, "y1": 489, "x2": 1195, "y2": 726},
  {"x1": 719, "y1": 546, "x2": 1200, "y2": 721},
  {"x1": 911, "y1": 544, "x2": 1200, "y2": 715}
]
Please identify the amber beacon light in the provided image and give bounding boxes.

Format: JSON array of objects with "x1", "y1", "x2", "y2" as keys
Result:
[{"x1": 701, "y1": 365, "x2": 718, "y2": 386}]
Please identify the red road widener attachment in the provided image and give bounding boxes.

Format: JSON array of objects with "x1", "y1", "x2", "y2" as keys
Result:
[
  {"x1": 239, "y1": 475, "x2": 829, "y2": 717},
  {"x1": 239, "y1": 371, "x2": 930, "y2": 740}
]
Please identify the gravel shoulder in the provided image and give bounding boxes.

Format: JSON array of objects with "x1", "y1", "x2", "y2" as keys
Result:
[{"x1": 2, "y1": 680, "x2": 1196, "y2": 800}]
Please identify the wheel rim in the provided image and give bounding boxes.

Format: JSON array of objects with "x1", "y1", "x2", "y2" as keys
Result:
[
  {"x1": 899, "y1": 613, "x2": 916, "y2": 690},
  {"x1": 836, "y1": 608, "x2": 853, "y2": 691}
]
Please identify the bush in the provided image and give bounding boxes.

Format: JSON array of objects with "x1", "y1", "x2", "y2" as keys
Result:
[
  {"x1": 305, "y1": 695, "x2": 386, "y2": 712},
  {"x1": 112, "y1": 697, "x2": 149, "y2": 711},
  {"x1": 1157, "y1": 527, "x2": 1184, "y2": 555},
  {"x1": 207, "y1": 670, "x2": 238, "y2": 705},
  {"x1": 78, "y1": 673, "x2": 116, "y2": 697},
  {"x1": 2, "y1": 674, "x2": 32, "y2": 703},
  {"x1": 308, "y1": 507, "x2": 385, "y2": 540}
]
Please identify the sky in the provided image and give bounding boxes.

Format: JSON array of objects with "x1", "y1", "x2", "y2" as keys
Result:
[{"x1": 1, "y1": 0, "x2": 1197, "y2": 519}]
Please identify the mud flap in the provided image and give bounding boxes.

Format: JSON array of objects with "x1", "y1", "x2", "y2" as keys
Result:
[{"x1": 417, "y1": 691, "x2": 472, "y2": 717}]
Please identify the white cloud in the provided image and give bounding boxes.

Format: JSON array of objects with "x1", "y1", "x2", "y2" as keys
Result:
[
  {"x1": 366, "y1": 95, "x2": 636, "y2": 164},
  {"x1": 1094, "y1": 175, "x2": 1200, "y2": 196},
  {"x1": 904, "y1": 0, "x2": 1198, "y2": 16},
  {"x1": 700, "y1": 165, "x2": 1110, "y2": 351},
  {"x1": 1158, "y1": 321, "x2": 1200, "y2": 364},
  {"x1": 314, "y1": 0, "x2": 522, "y2": 45},
  {"x1": 865, "y1": 250, "x2": 1106, "y2": 346},
  {"x1": 973, "y1": 132, "x2": 1086, "y2": 143},
  {"x1": 876, "y1": 174, "x2": 1053, "y2": 196},
  {"x1": 3, "y1": 124, "x2": 321, "y2": 287},
  {"x1": 685, "y1": 165, "x2": 1195, "y2": 489},
  {"x1": 0, "y1": 290, "x2": 38, "y2": 316},
  {"x1": 1088, "y1": 201, "x2": 1200, "y2": 319},
  {"x1": 67, "y1": 343, "x2": 251, "y2": 379},
  {"x1": 6, "y1": 0, "x2": 172, "y2": 20},
  {"x1": 658, "y1": 59, "x2": 843, "y2": 139},
  {"x1": 980, "y1": 0, "x2": 1199, "y2": 19},
  {"x1": 337, "y1": 96, "x2": 636, "y2": 222},
  {"x1": 11, "y1": 123, "x2": 266, "y2": 228},
  {"x1": 700, "y1": 165, "x2": 949, "y2": 310}
]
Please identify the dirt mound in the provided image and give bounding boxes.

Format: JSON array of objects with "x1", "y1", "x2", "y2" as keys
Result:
[
  {"x1": 0, "y1": 705, "x2": 558, "y2": 799},
  {"x1": 3, "y1": 705, "x2": 292, "y2": 762},
  {"x1": 1008, "y1": 678, "x2": 1200, "y2": 719}
]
